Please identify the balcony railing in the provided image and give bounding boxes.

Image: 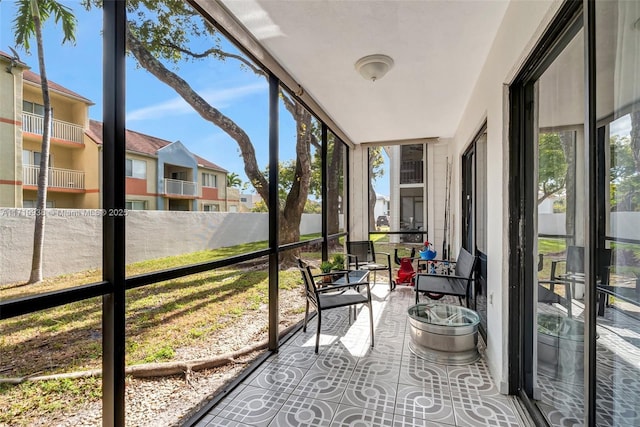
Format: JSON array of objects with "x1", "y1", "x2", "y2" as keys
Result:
[
  {"x1": 400, "y1": 160, "x2": 424, "y2": 184},
  {"x1": 22, "y1": 164, "x2": 85, "y2": 190},
  {"x1": 164, "y1": 178, "x2": 197, "y2": 196},
  {"x1": 22, "y1": 112, "x2": 84, "y2": 144}
]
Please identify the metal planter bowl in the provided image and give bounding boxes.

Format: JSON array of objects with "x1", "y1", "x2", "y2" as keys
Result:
[{"x1": 408, "y1": 303, "x2": 480, "y2": 365}]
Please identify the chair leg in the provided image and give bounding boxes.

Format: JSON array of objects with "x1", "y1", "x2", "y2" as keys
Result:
[
  {"x1": 388, "y1": 268, "x2": 394, "y2": 291},
  {"x1": 415, "y1": 288, "x2": 419, "y2": 304},
  {"x1": 368, "y1": 301, "x2": 374, "y2": 348},
  {"x1": 315, "y1": 311, "x2": 322, "y2": 354},
  {"x1": 303, "y1": 300, "x2": 309, "y2": 332}
]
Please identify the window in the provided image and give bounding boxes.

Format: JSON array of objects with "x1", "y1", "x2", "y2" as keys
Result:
[
  {"x1": 203, "y1": 204, "x2": 219, "y2": 212},
  {"x1": 125, "y1": 200, "x2": 146, "y2": 210},
  {"x1": 22, "y1": 150, "x2": 52, "y2": 166},
  {"x1": 202, "y1": 172, "x2": 217, "y2": 188},
  {"x1": 240, "y1": 197, "x2": 247, "y2": 203},
  {"x1": 22, "y1": 100, "x2": 46, "y2": 116},
  {"x1": 126, "y1": 159, "x2": 146, "y2": 179},
  {"x1": 400, "y1": 144, "x2": 424, "y2": 184}
]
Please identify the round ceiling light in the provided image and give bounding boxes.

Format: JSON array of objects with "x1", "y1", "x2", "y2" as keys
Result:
[{"x1": 355, "y1": 54, "x2": 394, "y2": 82}]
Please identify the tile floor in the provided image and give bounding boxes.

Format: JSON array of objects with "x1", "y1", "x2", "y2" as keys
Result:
[{"x1": 193, "y1": 284, "x2": 527, "y2": 426}]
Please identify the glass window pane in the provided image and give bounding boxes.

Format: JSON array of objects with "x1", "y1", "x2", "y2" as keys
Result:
[
  {"x1": 535, "y1": 27, "x2": 584, "y2": 423},
  {"x1": 596, "y1": 1, "x2": 640, "y2": 425},
  {"x1": 278, "y1": 86, "x2": 321, "y2": 245},
  {"x1": 0, "y1": 0, "x2": 103, "y2": 300},
  {"x1": 0, "y1": 300, "x2": 103, "y2": 425}
]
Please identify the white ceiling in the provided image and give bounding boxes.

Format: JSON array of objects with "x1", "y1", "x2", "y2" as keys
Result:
[{"x1": 218, "y1": 0, "x2": 510, "y2": 144}]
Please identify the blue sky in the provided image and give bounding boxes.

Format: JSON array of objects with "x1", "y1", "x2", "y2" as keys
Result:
[{"x1": 0, "y1": 1, "x2": 390, "y2": 197}]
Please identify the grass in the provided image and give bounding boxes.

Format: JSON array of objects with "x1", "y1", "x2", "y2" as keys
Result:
[{"x1": 0, "y1": 239, "x2": 309, "y2": 425}]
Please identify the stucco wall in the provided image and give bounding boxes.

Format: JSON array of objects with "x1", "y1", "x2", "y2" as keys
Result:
[{"x1": 0, "y1": 209, "x2": 324, "y2": 284}]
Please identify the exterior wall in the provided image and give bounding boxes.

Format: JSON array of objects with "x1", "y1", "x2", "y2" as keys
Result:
[
  {"x1": 0, "y1": 209, "x2": 323, "y2": 284},
  {"x1": 0, "y1": 60, "x2": 24, "y2": 208},
  {"x1": 450, "y1": 0, "x2": 562, "y2": 391},
  {"x1": 226, "y1": 187, "x2": 241, "y2": 212},
  {"x1": 197, "y1": 166, "x2": 226, "y2": 210},
  {"x1": 73, "y1": 139, "x2": 101, "y2": 209},
  {"x1": 22, "y1": 83, "x2": 86, "y2": 127}
]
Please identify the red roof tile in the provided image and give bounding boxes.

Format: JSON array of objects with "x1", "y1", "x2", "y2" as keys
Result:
[
  {"x1": 88, "y1": 120, "x2": 226, "y2": 172},
  {"x1": 22, "y1": 70, "x2": 94, "y2": 105}
]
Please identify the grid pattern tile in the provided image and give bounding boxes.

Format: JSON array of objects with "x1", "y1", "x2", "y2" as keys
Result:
[{"x1": 195, "y1": 283, "x2": 526, "y2": 426}]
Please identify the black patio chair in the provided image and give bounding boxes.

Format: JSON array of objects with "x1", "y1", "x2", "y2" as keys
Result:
[
  {"x1": 414, "y1": 247, "x2": 477, "y2": 306},
  {"x1": 346, "y1": 240, "x2": 395, "y2": 291},
  {"x1": 297, "y1": 258, "x2": 374, "y2": 353},
  {"x1": 538, "y1": 246, "x2": 611, "y2": 317}
]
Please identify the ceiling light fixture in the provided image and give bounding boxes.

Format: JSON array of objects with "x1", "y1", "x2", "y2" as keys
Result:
[{"x1": 355, "y1": 54, "x2": 394, "y2": 82}]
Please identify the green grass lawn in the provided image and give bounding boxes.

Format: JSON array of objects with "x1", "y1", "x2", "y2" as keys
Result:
[{"x1": 0, "y1": 240, "x2": 308, "y2": 425}]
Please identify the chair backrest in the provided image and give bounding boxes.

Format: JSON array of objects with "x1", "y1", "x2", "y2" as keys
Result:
[
  {"x1": 297, "y1": 258, "x2": 318, "y2": 305},
  {"x1": 565, "y1": 246, "x2": 611, "y2": 284},
  {"x1": 347, "y1": 240, "x2": 375, "y2": 263},
  {"x1": 454, "y1": 247, "x2": 477, "y2": 280}
]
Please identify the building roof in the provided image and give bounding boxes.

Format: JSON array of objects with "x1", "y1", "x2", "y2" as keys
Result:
[
  {"x1": 87, "y1": 120, "x2": 227, "y2": 172},
  {"x1": 22, "y1": 68, "x2": 94, "y2": 105}
]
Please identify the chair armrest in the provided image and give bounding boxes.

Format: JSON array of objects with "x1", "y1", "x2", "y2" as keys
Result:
[
  {"x1": 378, "y1": 251, "x2": 392, "y2": 266},
  {"x1": 316, "y1": 282, "x2": 371, "y2": 293}
]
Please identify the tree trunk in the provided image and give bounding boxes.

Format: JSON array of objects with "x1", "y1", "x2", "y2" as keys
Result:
[
  {"x1": 28, "y1": 11, "x2": 51, "y2": 284},
  {"x1": 560, "y1": 131, "x2": 576, "y2": 244},
  {"x1": 368, "y1": 149, "x2": 377, "y2": 231},
  {"x1": 326, "y1": 138, "x2": 343, "y2": 235},
  {"x1": 630, "y1": 110, "x2": 640, "y2": 170}
]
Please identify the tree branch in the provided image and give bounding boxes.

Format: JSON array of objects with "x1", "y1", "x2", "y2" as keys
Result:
[
  {"x1": 126, "y1": 24, "x2": 269, "y2": 203},
  {"x1": 160, "y1": 41, "x2": 267, "y2": 78}
]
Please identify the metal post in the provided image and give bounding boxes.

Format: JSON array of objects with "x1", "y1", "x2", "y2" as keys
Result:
[
  {"x1": 321, "y1": 124, "x2": 328, "y2": 261},
  {"x1": 584, "y1": 0, "x2": 597, "y2": 424},
  {"x1": 102, "y1": 1, "x2": 127, "y2": 425},
  {"x1": 268, "y1": 73, "x2": 279, "y2": 351}
]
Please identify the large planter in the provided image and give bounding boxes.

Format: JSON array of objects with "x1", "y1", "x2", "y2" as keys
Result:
[
  {"x1": 537, "y1": 313, "x2": 593, "y2": 380},
  {"x1": 408, "y1": 303, "x2": 480, "y2": 365}
]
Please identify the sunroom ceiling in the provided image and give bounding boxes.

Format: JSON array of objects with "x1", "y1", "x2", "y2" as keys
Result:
[{"x1": 214, "y1": 0, "x2": 510, "y2": 144}]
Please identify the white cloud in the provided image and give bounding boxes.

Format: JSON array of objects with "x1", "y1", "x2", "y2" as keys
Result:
[{"x1": 126, "y1": 82, "x2": 267, "y2": 121}]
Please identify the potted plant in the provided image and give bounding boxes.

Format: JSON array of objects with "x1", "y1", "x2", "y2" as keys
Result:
[
  {"x1": 331, "y1": 253, "x2": 345, "y2": 270},
  {"x1": 319, "y1": 261, "x2": 334, "y2": 283}
]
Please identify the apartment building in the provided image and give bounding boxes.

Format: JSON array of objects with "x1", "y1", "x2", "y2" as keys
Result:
[{"x1": 0, "y1": 51, "x2": 233, "y2": 212}]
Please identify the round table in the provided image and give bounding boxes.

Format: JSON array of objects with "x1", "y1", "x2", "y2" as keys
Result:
[{"x1": 407, "y1": 302, "x2": 480, "y2": 364}]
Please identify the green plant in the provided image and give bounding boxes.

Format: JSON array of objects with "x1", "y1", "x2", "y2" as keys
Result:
[
  {"x1": 330, "y1": 254, "x2": 345, "y2": 270},
  {"x1": 319, "y1": 261, "x2": 333, "y2": 273}
]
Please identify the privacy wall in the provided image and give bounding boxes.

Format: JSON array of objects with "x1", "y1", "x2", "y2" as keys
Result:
[{"x1": 0, "y1": 209, "x2": 323, "y2": 284}]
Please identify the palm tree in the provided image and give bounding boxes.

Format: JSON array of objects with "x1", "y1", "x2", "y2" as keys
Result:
[
  {"x1": 11, "y1": 0, "x2": 76, "y2": 283},
  {"x1": 226, "y1": 172, "x2": 242, "y2": 188}
]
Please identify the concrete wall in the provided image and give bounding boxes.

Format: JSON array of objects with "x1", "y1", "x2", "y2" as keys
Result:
[
  {"x1": 540, "y1": 212, "x2": 640, "y2": 241},
  {"x1": 0, "y1": 209, "x2": 324, "y2": 284}
]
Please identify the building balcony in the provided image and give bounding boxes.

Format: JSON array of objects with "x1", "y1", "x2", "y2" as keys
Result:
[
  {"x1": 22, "y1": 164, "x2": 85, "y2": 190},
  {"x1": 22, "y1": 112, "x2": 84, "y2": 145},
  {"x1": 164, "y1": 178, "x2": 198, "y2": 197}
]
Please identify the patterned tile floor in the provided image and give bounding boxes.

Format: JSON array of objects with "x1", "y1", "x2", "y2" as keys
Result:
[{"x1": 193, "y1": 283, "x2": 527, "y2": 427}]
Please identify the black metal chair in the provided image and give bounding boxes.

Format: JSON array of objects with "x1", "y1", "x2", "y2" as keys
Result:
[
  {"x1": 538, "y1": 246, "x2": 611, "y2": 317},
  {"x1": 414, "y1": 247, "x2": 477, "y2": 306},
  {"x1": 297, "y1": 258, "x2": 374, "y2": 353},
  {"x1": 346, "y1": 240, "x2": 394, "y2": 291}
]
